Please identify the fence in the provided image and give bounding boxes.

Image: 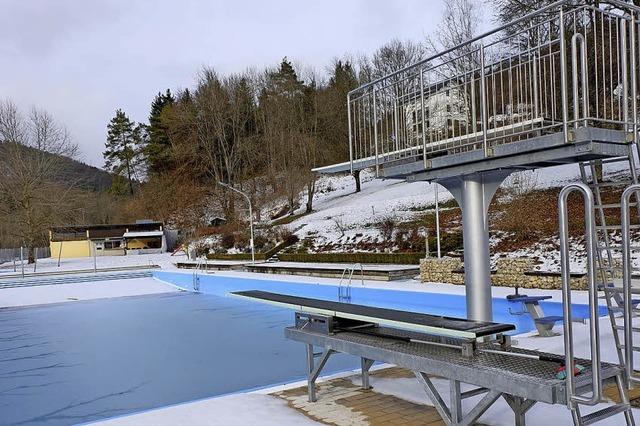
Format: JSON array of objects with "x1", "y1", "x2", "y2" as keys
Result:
[
  {"x1": 0, "y1": 247, "x2": 51, "y2": 263},
  {"x1": 348, "y1": 0, "x2": 640, "y2": 173}
]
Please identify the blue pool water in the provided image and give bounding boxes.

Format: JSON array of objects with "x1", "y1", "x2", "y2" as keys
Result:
[
  {"x1": 0, "y1": 272, "x2": 606, "y2": 425},
  {"x1": 157, "y1": 270, "x2": 607, "y2": 335}
]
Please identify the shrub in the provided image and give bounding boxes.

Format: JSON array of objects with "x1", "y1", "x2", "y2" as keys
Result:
[
  {"x1": 220, "y1": 233, "x2": 235, "y2": 249},
  {"x1": 378, "y1": 216, "x2": 396, "y2": 241}
]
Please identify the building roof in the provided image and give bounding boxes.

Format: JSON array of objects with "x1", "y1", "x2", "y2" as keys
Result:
[{"x1": 123, "y1": 231, "x2": 164, "y2": 238}]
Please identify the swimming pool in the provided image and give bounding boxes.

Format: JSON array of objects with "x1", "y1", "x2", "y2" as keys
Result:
[
  {"x1": 0, "y1": 272, "x2": 605, "y2": 425},
  {"x1": 0, "y1": 291, "x2": 358, "y2": 426},
  {"x1": 156, "y1": 270, "x2": 607, "y2": 335}
]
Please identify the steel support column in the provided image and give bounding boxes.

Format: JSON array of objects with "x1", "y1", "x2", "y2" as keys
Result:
[{"x1": 439, "y1": 170, "x2": 514, "y2": 322}]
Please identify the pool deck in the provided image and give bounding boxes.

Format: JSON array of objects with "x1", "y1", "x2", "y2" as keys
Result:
[
  {"x1": 95, "y1": 362, "x2": 640, "y2": 426},
  {"x1": 244, "y1": 262, "x2": 420, "y2": 281}
]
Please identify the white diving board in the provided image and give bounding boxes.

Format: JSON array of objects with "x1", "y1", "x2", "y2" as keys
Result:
[{"x1": 231, "y1": 290, "x2": 515, "y2": 339}]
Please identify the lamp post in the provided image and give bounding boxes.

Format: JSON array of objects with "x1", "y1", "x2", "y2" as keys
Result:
[{"x1": 218, "y1": 182, "x2": 255, "y2": 264}]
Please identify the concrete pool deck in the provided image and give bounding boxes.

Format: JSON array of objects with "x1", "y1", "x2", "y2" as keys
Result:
[{"x1": 95, "y1": 362, "x2": 640, "y2": 426}]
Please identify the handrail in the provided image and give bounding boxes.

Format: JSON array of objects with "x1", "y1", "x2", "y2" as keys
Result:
[
  {"x1": 193, "y1": 257, "x2": 204, "y2": 292},
  {"x1": 621, "y1": 184, "x2": 640, "y2": 387},
  {"x1": 558, "y1": 182, "x2": 602, "y2": 407},
  {"x1": 571, "y1": 33, "x2": 589, "y2": 129},
  {"x1": 338, "y1": 263, "x2": 365, "y2": 302}
]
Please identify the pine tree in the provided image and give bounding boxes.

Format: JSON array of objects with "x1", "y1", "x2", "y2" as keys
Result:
[
  {"x1": 104, "y1": 109, "x2": 143, "y2": 195},
  {"x1": 145, "y1": 89, "x2": 175, "y2": 175}
]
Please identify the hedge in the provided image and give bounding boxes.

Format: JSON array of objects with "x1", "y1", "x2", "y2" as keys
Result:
[
  {"x1": 206, "y1": 253, "x2": 267, "y2": 261},
  {"x1": 277, "y1": 252, "x2": 424, "y2": 265},
  {"x1": 205, "y1": 237, "x2": 297, "y2": 261}
]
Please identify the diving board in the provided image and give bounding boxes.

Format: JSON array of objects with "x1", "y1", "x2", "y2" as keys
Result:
[{"x1": 231, "y1": 290, "x2": 514, "y2": 339}]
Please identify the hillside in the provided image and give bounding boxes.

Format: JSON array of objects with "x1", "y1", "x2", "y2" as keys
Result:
[
  {"x1": 0, "y1": 142, "x2": 114, "y2": 192},
  {"x1": 269, "y1": 159, "x2": 635, "y2": 273}
]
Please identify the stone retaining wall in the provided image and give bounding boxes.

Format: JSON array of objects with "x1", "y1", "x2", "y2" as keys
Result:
[
  {"x1": 420, "y1": 257, "x2": 464, "y2": 285},
  {"x1": 419, "y1": 256, "x2": 588, "y2": 290}
]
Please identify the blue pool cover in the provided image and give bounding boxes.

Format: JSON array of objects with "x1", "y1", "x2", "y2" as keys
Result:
[
  {"x1": 0, "y1": 292, "x2": 357, "y2": 425},
  {"x1": 0, "y1": 272, "x2": 606, "y2": 425}
]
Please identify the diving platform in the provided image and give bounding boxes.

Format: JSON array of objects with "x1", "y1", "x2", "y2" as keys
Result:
[
  {"x1": 234, "y1": 290, "x2": 633, "y2": 425},
  {"x1": 313, "y1": 1, "x2": 640, "y2": 326}
]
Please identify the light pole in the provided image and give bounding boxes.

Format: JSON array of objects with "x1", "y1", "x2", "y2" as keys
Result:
[{"x1": 218, "y1": 182, "x2": 255, "y2": 264}]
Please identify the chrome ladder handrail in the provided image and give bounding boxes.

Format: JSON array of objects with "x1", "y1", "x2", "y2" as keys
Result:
[
  {"x1": 559, "y1": 182, "x2": 603, "y2": 407},
  {"x1": 193, "y1": 257, "x2": 204, "y2": 292},
  {"x1": 338, "y1": 263, "x2": 365, "y2": 302},
  {"x1": 621, "y1": 183, "x2": 640, "y2": 386}
]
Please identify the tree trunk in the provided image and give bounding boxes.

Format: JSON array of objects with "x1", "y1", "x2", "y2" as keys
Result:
[{"x1": 306, "y1": 175, "x2": 316, "y2": 213}]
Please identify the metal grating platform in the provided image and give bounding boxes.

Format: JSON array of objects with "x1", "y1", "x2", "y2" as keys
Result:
[{"x1": 286, "y1": 326, "x2": 622, "y2": 405}]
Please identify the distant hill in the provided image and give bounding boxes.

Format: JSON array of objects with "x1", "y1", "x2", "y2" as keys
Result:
[
  {"x1": 0, "y1": 142, "x2": 115, "y2": 192},
  {"x1": 55, "y1": 155, "x2": 114, "y2": 191}
]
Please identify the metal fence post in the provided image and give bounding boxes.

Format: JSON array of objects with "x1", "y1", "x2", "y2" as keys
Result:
[
  {"x1": 420, "y1": 67, "x2": 427, "y2": 167},
  {"x1": 560, "y1": 9, "x2": 569, "y2": 141},
  {"x1": 480, "y1": 44, "x2": 489, "y2": 157},
  {"x1": 373, "y1": 88, "x2": 379, "y2": 177},
  {"x1": 347, "y1": 92, "x2": 353, "y2": 174}
]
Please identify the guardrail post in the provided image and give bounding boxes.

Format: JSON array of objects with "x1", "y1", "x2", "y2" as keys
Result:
[
  {"x1": 560, "y1": 9, "x2": 569, "y2": 141},
  {"x1": 420, "y1": 67, "x2": 427, "y2": 167},
  {"x1": 480, "y1": 44, "x2": 489, "y2": 157},
  {"x1": 373, "y1": 88, "x2": 379, "y2": 177},
  {"x1": 347, "y1": 93, "x2": 353, "y2": 175}
]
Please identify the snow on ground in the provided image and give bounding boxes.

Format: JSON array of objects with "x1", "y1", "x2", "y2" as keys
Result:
[
  {"x1": 0, "y1": 277, "x2": 178, "y2": 309},
  {"x1": 0, "y1": 252, "x2": 185, "y2": 276},
  {"x1": 94, "y1": 393, "x2": 320, "y2": 426}
]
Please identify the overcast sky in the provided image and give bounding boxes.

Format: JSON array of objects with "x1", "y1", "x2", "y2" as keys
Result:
[{"x1": 0, "y1": 0, "x2": 457, "y2": 167}]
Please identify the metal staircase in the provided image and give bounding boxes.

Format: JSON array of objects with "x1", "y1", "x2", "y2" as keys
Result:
[
  {"x1": 579, "y1": 150, "x2": 640, "y2": 371},
  {"x1": 559, "y1": 183, "x2": 634, "y2": 425}
]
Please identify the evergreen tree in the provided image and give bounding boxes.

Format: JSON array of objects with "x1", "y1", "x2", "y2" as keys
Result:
[
  {"x1": 103, "y1": 109, "x2": 143, "y2": 195},
  {"x1": 145, "y1": 89, "x2": 175, "y2": 175}
]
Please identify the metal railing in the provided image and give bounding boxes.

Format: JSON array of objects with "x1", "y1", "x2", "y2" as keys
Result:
[
  {"x1": 348, "y1": 0, "x2": 640, "y2": 174},
  {"x1": 558, "y1": 182, "x2": 602, "y2": 407},
  {"x1": 338, "y1": 263, "x2": 364, "y2": 302},
  {"x1": 621, "y1": 183, "x2": 640, "y2": 386},
  {"x1": 192, "y1": 257, "x2": 206, "y2": 292}
]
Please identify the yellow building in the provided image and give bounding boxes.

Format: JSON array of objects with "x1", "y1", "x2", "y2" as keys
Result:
[{"x1": 50, "y1": 221, "x2": 166, "y2": 259}]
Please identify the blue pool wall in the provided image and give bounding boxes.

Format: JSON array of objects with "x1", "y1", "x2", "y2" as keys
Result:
[{"x1": 154, "y1": 271, "x2": 607, "y2": 335}]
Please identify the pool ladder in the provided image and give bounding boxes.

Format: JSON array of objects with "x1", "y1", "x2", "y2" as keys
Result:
[
  {"x1": 559, "y1": 182, "x2": 633, "y2": 425},
  {"x1": 338, "y1": 263, "x2": 364, "y2": 303},
  {"x1": 192, "y1": 257, "x2": 207, "y2": 292}
]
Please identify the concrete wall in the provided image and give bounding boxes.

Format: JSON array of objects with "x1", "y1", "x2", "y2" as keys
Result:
[{"x1": 49, "y1": 240, "x2": 92, "y2": 259}]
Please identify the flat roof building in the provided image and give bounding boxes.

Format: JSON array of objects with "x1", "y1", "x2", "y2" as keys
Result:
[{"x1": 49, "y1": 221, "x2": 166, "y2": 258}]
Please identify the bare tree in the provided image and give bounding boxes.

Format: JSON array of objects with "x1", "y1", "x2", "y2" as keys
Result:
[
  {"x1": 0, "y1": 100, "x2": 79, "y2": 262},
  {"x1": 426, "y1": 0, "x2": 482, "y2": 76}
]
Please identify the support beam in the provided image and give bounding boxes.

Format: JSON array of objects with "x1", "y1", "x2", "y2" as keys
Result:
[
  {"x1": 306, "y1": 345, "x2": 334, "y2": 402},
  {"x1": 361, "y1": 358, "x2": 375, "y2": 390},
  {"x1": 439, "y1": 170, "x2": 514, "y2": 322}
]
